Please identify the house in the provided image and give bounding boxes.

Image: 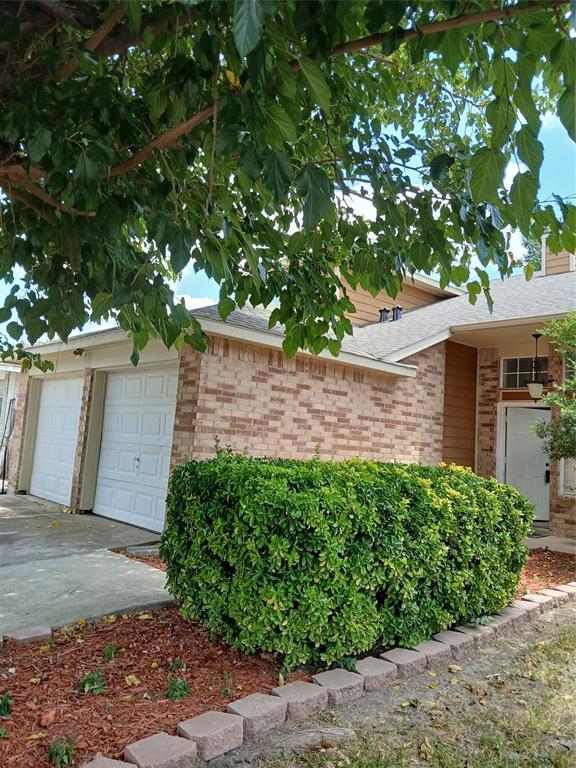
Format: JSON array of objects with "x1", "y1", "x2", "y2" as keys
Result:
[{"x1": 6, "y1": 244, "x2": 576, "y2": 538}]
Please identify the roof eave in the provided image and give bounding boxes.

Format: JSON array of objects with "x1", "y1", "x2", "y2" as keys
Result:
[{"x1": 200, "y1": 318, "x2": 418, "y2": 378}]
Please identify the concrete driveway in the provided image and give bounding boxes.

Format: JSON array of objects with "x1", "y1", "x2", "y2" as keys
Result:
[{"x1": 0, "y1": 494, "x2": 172, "y2": 635}]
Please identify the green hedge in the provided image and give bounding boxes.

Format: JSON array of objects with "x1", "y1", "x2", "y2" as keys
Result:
[{"x1": 160, "y1": 452, "x2": 533, "y2": 667}]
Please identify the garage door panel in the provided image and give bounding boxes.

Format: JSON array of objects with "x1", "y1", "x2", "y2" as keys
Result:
[
  {"x1": 93, "y1": 369, "x2": 177, "y2": 532},
  {"x1": 29, "y1": 377, "x2": 83, "y2": 506}
]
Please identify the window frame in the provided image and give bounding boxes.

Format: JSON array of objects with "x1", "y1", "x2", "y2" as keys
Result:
[{"x1": 500, "y1": 355, "x2": 550, "y2": 391}]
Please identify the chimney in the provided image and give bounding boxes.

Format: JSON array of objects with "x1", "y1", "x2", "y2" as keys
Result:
[
  {"x1": 542, "y1": 235, "x2": 575, "y2": 276},
  {"x1": 379, "y1": 307, "x2": 389, "y2": 322},
  {"x1": 391, "y1": 305, "x2": 402, "y2": 321}
]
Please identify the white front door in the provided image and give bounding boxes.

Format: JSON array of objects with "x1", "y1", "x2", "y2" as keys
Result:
[
  {"x1": 505, "y1": 407, "x2": 551, "y2": 521},
  {"x1": 93, "y1": 368, "x2": 178, "y2": 532},
  {"x1": 30, "y1": 377, "x2": 83, "y2": 505}
]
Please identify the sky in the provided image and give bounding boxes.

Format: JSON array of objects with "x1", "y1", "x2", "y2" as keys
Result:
[{"x1": 177, "y1": 114, "x2": 576, "y2": 308}]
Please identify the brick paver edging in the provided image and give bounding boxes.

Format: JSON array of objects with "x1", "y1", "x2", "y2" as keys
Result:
[{"x1": 7, "y1": 584, "x2": 575, "y2": 768}]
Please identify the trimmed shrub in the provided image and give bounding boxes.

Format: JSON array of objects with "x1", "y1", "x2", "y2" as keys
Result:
[{"x1": 161, "y1": 452, "x2": 533, "y2": 667}]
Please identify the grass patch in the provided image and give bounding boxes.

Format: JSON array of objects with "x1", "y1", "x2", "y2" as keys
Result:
[{"x1": 266, "y1": 625, "x2": 576, "y2": 768}]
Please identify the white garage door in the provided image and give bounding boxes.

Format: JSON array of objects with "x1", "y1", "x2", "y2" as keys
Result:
[
  {"x1": 30, "y1": 377, "x2": 83, "y2": 505},
  {"x1": 93, "y1": 368, "x2": 178, "y2": 532}
]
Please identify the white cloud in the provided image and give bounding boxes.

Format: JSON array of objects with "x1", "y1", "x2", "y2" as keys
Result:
[{"x1": 175, "y1": 295, "x2": 217, "y2": 310}]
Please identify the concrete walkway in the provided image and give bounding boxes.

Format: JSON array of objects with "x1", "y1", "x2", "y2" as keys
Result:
[
  {"x1": 0, "y1": 494, "x2": 172, "y2": 634},
  {"x1": 525, "y1": 531, "x2": 576, "y2": 555}
]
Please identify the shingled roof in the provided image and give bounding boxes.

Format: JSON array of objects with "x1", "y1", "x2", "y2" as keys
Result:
[{"x1": 195, "y1": 270, "x2": 576, "y2": 364}]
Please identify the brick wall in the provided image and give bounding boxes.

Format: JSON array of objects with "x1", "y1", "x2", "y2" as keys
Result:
[
  {"x1": 170, "y1": 337, "x2": 446, "y2": 467},
  {"x1": 548, "y1": 350, "x2": 576, "y2": 537},
  {"x1": 69, "y1": 368, "x2": 94, "y2": 510},
  {"x1": 476, "y1": 348, "x2": 499, "y2": 478},
  {"x1": 7, "y1": 371, "x2": 30, "y2": 490}
]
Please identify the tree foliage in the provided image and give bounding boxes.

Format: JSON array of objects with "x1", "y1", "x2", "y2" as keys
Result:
[
  {"x1": 534, "y1": 311, "x2": 576, "y2": 462},
  {"x1": 521, "y1": 233, "x2": 543, "y2": 270},
  {"x1": 0, "y1": 0, "x2": 574, "y2": 366}
]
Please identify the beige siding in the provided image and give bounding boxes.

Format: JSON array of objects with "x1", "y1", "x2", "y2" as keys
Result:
[
  {"x1": 545, "y1": 249, "x2": 573, "y2": 276},
  {"x1": 343, "y1": 281, "x2": 445, "y2": 326},
  {"x1": 442, "y1": 341, "x2": 477, "y2": 468}
]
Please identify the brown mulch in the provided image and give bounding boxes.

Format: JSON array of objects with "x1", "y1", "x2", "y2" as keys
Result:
[
  {"x1": 116, "y1": 549, "x2": 166, "y2": 571},
  {"x1": 1, "y1": 548, "x2": 574, "y2": 767},
  {"x1": 0, "y1": 606, "x2": 308, "y2": 768},
  {"x1": 516, "y1": 548, "x2": 576, "y2": 598}
]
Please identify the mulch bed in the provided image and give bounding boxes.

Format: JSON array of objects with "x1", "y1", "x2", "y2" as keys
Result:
[
  {"x1": 1, "y1": 547, "x2": 574, "y2": 767},
  {"x1": 0, "y1": 607, "x2": 308, "y2": 768},
  {"x1": 516, "y1": 548, "x2": 575, "y2": 598}
]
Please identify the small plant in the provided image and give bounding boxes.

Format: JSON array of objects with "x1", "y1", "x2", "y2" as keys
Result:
[
  {"x1": 168, "y1": 657, "x2": 185, "y2": 671},
  {"x1": 47, "y1": 737, "x2": 75, "y2": 767},
  {"x1": 103, "y1": 643, "x2": 117, "y2": 660},
  {"x1": 337, "y1": 656, "x2": 357, "y2": 672},
  {"x1": 167, "y1": 676, "x2": 191, "y2": 702},
  {"x1": 220, "y1": 670, "x2": 234, "y2": 697},
  {"x1": 0, "y1": 693, "x2": 12, "y2": 718},
  {"x1": 0, "y1": 726, "x2": 7, "y2": 738},
  {"x1": 79, "y1": 669, "x2": 105, "y2": 695}
]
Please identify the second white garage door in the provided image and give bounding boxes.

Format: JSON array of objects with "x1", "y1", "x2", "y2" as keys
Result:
[
  {"x1": 93, "y1": 368, "x2": 178, "y2": 532},
  {"x1": 29, "y1": 377, "x2": 84, "y2": 505}
]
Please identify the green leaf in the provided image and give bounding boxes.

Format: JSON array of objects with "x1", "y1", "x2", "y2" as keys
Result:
[
  {"x1": 296, "y1": 166, "x2": 333, "y2": 230},
  {"x1": 515, "y1": 126, "x2": 543, "y2": 174},
  {"x1": 91, "y1": 292, "x2": 114, "y2": 317},
  {"x1": 469, "y1": 148, "x2": 506, "y2": 203},
  {"x1": 6, "y1": 321, "x2": 23, "y2": 340},
  {"x1": 299, "y1": 58, "x2": 331, "y2": 113},
  {"x1": 28, "y1": 126, "x2": 52, "y2": 163},
  {"x1": 234, "y1": 0, "x2": 265, "y2": 58},
  {"x1": 513, "y1": 81, "x2": 540, "y2": 134},
  {"x1": 558, "y1": 86, "x2": 575, "y2": 141},
  {"x1": 282, "y1": 334, "x2": 299, "y2": 357},
  {"x1": 267, "y1": 102, "x2": 297, "y2": 143},
  {"x1": 218, "y1": 296, "x2": 236, "y2": 320},
  {"x1": 510, "y1": 171, "x2": 537, "y2": 236},
  {"x1": 276, "y1": 58, "x2": 297, "y2": 99},
  {"x1": 429, "y1": 153, "x2": 454, "y2": 181},
  {"x1": 262, "y1": 148, "x2": 292, "y2": 202},
  {"x1": 170, "y1": 230, "x2": 192, "y2": 272},
  {"x1": 124, "y1": 0, "x2": 142, "y2": 32},
  {"x1": 74, "y1": 152, "x2": 100, "y2": 192},
  {"x1": 486, "y1": 97, "x2": 515, "y2": 149}
]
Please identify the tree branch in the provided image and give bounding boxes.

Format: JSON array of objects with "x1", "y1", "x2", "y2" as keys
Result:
[
  {"x1": 55, "y1": 3, "x2": 125, "y2": 80},
  {"x1": 104, "y1": 0, "x2": 564, "y2": 181},
  {"x1": 329, "y1": 1, "x2": 566, "y2": 58},
  {"x1": 0, "y1": 182, "x2": 54, "y2": 223},
  {"x1": 105, "y1": 104, "x2": 216, "y2": 178},
  {"x1": 0, "y1": 166, "x2": 96, "y2": 217}
]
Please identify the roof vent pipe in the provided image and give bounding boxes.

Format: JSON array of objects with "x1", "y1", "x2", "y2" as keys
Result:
[
  {"x1": 392, "y1": 305, "x2": 402, "y2": 321},
  {"x1": 379, "y1": 307, "x2": 389, "y2": 322}
]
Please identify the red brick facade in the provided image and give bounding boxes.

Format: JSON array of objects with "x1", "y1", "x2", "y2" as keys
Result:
[
  {"x1": 170, "y1": 338, "x2": 446, "y2": 466},
  {"x1": 7, "y1": 372, "x2": 31, "y2": 490}
]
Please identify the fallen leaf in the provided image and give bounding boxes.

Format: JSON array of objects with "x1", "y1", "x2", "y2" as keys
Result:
[
  {"x1": 400, "y1": 699, "x2": 419, "y2": 709},
  {"x1": 137, "y1": 613, "x2": 152, "y2": 620},
  {"x1": 125, "y1": 675, "x2": 140, "y2": 687},
  {"x1": 102, "y1": 615, "x2": 117, "y2": 623},
  {"x1": 29, "y1": 677, "x2": 41, "y2": 684},
  {"x1": 448, "y1": 664, "x2": 461, "y2": 673},
  {"x1": 39, "y1": 709, "x2": 56, "y2": 728},
  {"x1": 428, "y1": 670, "x2": 437, "y2": 677},
  {"x1": 450, "y1": 677, "x2": 459, "y2": 686},
  {"x1": 37, "y1": 644, "x2": 51, "y2": 655},
  {"x1": 150, "y1": 661, "x2": 158, "y2": 669},
  {"x1": 27, "y1": 732, "x2": 46, "y2": 740},
  {"x1": 429, "y1": 683, "x2": 437, "y2": 689},
  {"x1": 420, "y1": 737, "x2": 434, "y2": 760},
  {"x1": 8, "y1": 667, "x2": 16, "y2": 675},
  {"x1": 76, "y1": 618, "x2": 86, "y2": 626},
  {"x1": 50, "y1": 520, "x2": 60, "y2": 526}
]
